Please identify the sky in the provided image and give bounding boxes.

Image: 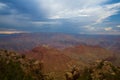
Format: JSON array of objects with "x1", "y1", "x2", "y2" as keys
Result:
[{"x1": 0, "y1": 0, "x2": 120, "y2": 34}]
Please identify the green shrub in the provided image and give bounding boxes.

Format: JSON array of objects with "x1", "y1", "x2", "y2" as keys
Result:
[
  {"x1": 0, "y1": 58, "x2": 34, "y2": 80},
  {"x1": 77, "y1": 68, "x2": 92, "y2": 80}
]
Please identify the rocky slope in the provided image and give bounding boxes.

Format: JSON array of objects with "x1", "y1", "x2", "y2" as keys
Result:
[
  {"x1": 63, "y1": 45, "x2": 113, "y2": 64},
  {"x1": 26, "y1": 46, "x2": 82, "y2": 80},
  {"x1": 25, "y1": 45, "x2": 114, "y2": 80}
]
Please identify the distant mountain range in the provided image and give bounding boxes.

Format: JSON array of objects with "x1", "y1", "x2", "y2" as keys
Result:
[{"x1": 0, "y1": 33, "x2": 119, "y2": 53}]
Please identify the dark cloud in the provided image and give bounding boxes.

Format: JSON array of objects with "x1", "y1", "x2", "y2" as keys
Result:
[{"x1": 0, "y1": 0, "x2": 120, "y2": 34}]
